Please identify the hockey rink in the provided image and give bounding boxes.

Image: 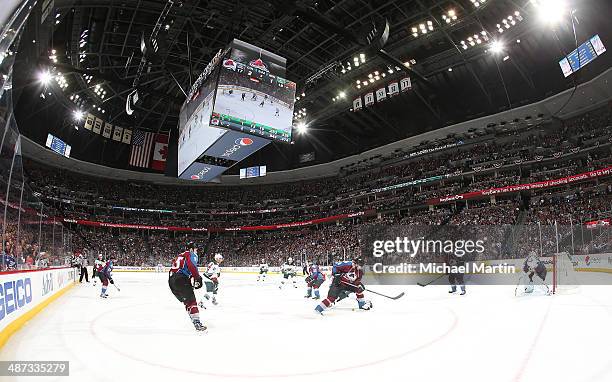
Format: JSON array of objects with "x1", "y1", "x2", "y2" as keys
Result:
[
  {"x1": 2, "y1": 272, "x2": 611, "y2": 382},
  {"x1": 213, "y1": 88, "x2": 294, "y2": 135}
]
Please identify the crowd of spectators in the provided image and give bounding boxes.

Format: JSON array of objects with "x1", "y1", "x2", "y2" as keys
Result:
[{"x1": 2, "y1": 106, "x2": 610, "y2": 269}]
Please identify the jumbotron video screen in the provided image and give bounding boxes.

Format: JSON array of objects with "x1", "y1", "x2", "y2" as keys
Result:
[
  {"x1": 177, "y1": 61, "x2": 226, "y2": 176},
  {"x1": 210, "y1": 40, "x2": 296, "y2": 143}
]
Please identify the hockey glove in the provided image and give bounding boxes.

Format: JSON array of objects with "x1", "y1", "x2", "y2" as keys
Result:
[
  {"x1": 193, "y1": 276, "x2": 203, "y2": 289},
  {"x1": 109, "y1": 278, "x2": 114, "y2": 284}
]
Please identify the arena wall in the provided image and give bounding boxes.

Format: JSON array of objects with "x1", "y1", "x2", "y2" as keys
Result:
[
  {"x1": 0, "y1": 267, "x2": 77, "y2": 348},
  {"x1": 111, "y1": 255, "x2": 612, "y2": 275}
]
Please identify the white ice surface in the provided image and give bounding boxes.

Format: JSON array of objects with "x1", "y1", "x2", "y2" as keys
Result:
[
  {"x1": 213, "y1": 90, "x2": 293, "y2": 135},
  {"x1": 2, "y1": 272, "x2": 611, "y2": 382}
]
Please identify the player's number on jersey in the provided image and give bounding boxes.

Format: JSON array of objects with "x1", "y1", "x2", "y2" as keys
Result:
[{"x1": 171, "y1": 256, "x2": 185, "y2": 271}]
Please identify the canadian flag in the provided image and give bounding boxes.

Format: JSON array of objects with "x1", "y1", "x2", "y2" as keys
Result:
[{"x1": 151, "y1": 134, "x2": 169, "y2": 171}]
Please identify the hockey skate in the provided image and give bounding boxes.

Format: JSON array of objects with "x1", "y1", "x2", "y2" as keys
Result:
[{"x1": 192, "y1": 319, "x2": 207, "y2": 332}]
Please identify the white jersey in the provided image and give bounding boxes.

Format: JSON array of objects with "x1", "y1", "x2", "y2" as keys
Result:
[
  {"x1": 281, "y1": 263, "x2": 296, "y2": 275},
  {"x1": 260, "y1": 263, "x2": 269, "y2": 272},
  {"x1": 94, "y1": 259, "x2": 105, "y2": 272},
  {"x1": 206, "y1": 262, "x2": 221, "y2": 279}
]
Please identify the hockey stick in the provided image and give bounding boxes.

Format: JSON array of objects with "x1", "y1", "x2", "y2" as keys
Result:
[
  {"x1": 340, "y1": 281, "x2": 405, "y2": 300},
  {"x1": 366, "y1": 289, "x2": 405, "y2": 300},
  {"x1": 417, "y1": 274, "x2": 446, "y2": 287},
  {"x1": 111, "y1": 281, "x2": 120, "y2": 292}
]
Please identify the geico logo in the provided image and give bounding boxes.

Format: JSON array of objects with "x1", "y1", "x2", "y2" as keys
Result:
[
  {"x1": 221, "y1": 138, "x2": 254, "y2": 157},
  {"x1": 0, "y1": 278, "x2": 33, "y2": 320}
]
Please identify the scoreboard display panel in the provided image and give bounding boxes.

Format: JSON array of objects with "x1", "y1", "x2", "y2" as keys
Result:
[
  {"x1": 45, "y1": 133, "x2": 71, "y2": 158},
  {"x1": 240, "y1": 165, "x2": 267, "y2": 179},
  {"x1": 210, "y1": 39, "x2": 295, "y2": 143},
  {"x1": 559, "y1": 35, "x2": 606, "y2": 77}
]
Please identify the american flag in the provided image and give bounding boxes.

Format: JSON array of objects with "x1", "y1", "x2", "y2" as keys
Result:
[{"x1": 129, "y1": 130, "x2": 154, "y2": 168}]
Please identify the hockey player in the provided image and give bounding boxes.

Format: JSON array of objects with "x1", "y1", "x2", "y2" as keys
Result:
[
  {"x1": 275, "y1": 107, "x2": 280, "y2": 117},
  {"x1": 448, "y1": 253, "x2": 466, "y2": 295},
  {"x1": 251, "y1": 93, "x2": 257, "y2": 101},
  {"x1": 304, "y1": 260, "x2": 326, "y2": 299},
  {"x1": 92, "y1": 254, "x2": 104, "y2": 286},
  {"x1": 98, "y1": 257, "x2": 115, "y2": 298},
  {"x1": 315, "y1": 256, "x2": 372, "y2": 314},
  {"x1": 200, "y1": 253, "x2": 223, "y2": 307},
  {"x1": 257, "y1": 260, "x2": 269, "y2": 281},
  {"x1": 521, "y1": 251, "x2": 549, "y2": 294},
  {"x1": 168, "y1": 242, "x2": 206, "y2": 331},
  {"x1": 241, "y1": 92, "x2": 246, "y2": 101},
  {"x1": 259, "y1": 99, "x2": 265, "y2": 108},
  {"x1": 279, "y1": 257, "x2": 298, "y2": 289}
]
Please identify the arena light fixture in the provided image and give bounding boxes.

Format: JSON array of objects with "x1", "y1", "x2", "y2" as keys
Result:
[
  {"x1": 296, "y1": 122, "x2": 308, "y2": 134},
  {"x1": 531, "y1": 0, "x2": 567, "y2": 25},
  {"x1": 470, "y1": 0, "x2": 486, "y2": 7},
  {"x1": 73, "y1": 110, "x2": 84, "y2": 121},
  {"x1": 490, "y1": 40, "x2": 505, "y2": 54},
  {"x1": 39, "y1": 70, "x2": 52, "y2": 85},
  {"x1": 442, "y1": 10, "x2": 457, "y2": 24}
]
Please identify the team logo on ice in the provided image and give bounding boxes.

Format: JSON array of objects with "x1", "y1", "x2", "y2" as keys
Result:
[{"x1": 221, "y1": 138, "x2": 254, "y2": 158}]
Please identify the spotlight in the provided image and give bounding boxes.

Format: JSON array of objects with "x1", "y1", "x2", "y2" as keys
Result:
[
  {"x1": 73, "y1": 110, "x2": 84, "y2": 121},
  {"x1": 39, "y1": 71, "x2": 52, "y2": 85},
  {"x1": 531, "y1": 0, "x2": 567, "y2": 25},
  {"x1": 490, "y1": 40, "x2": 504, "y2": 54},
  {"x1": 296, "y1": 122, "x2": 308, "y2": 134}
]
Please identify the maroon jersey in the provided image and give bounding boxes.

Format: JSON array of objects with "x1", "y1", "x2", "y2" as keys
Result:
[
  {"x1": 332, "y1": 261, "x2": 363, "y2": 285},
  {"x1": 169, "y1": 250, "x2": 200, "y2": 278}
]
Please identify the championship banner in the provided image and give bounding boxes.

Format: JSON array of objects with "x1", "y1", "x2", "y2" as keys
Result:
[
  {"x1": 428, "y1": 166, "x2": 612, "y2": 205},
  {"x1": 84, "y1": 114, "x2": 94, "y2": 130},
  {"x1": 103, "y1": 122, "x2": 113, "y2": 138},
  {"x1": 388, "y1": 82, "x2": 399, "y2": 97},
  {"x1": 353, "y1": 97, "x2": 363, "y2": 111},
  {"x1": 400, "y1": 77, "x2": 412, "y2": 92},
  {"x1": 122, "y1": 128, "x2": 133, "y2": 144},
  {"x1": 112, "y1": 126, "x2": 123, "y2": 142},
  {"x1": 376, "y1": 87, "x2": 387, "y2": 102},
  {"x1": 364, "y1": 92, "x2": 375, "y2": 107},
  {"x1": 92, "y1": 118, "x2": 103, "y2": 134}
]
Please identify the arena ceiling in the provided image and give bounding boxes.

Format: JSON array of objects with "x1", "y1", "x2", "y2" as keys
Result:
[{"x1": 11, "y1": 0, "x2": 612, "y2": 172}]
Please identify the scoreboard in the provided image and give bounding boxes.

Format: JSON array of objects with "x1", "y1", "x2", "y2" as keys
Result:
[
  {"x1": 240, "y1": 165, "x2": 267, "y2": 179},
  {"x1": 559, "y1": 35, "x2": 606, "y2": 78},
  {"x1": 45, "y1": 133, "x2": 71, "y2": 158}
]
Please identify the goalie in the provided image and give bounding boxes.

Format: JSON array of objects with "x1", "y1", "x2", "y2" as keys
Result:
[{"x1": 517, "y1": 251, "x2": 550, "y2": 295}]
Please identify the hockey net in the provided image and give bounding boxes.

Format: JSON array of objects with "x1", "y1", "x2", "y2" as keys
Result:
[{"x1": 552, "y1": 252, "x2": 580, "y2": 294}]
